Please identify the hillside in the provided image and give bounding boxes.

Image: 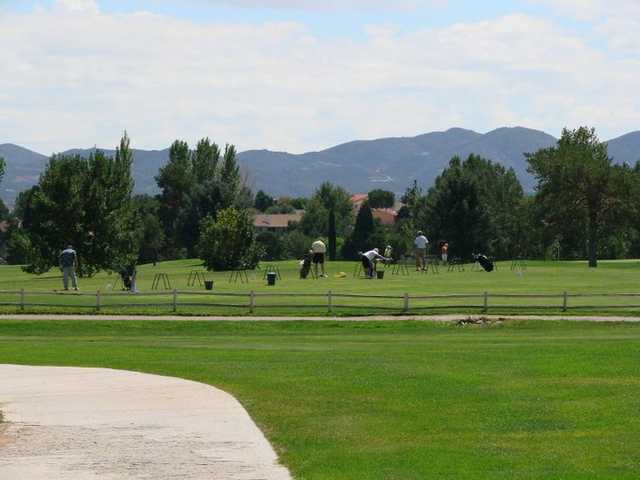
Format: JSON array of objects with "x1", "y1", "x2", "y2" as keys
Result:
[
  {"x1": 1, "y1": 128, "x2": 638, "y2": 206},
  {"x1": 0, "y1": 144, "x2": 48, "y2": 206}
]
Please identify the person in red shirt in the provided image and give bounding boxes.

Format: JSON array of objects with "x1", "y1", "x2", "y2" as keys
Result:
[{"x1": 441, "y1": 241, "x2": 449, "y2": 264}]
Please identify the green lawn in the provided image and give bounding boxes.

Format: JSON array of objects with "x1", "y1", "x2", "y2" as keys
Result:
[
  {"x1": 1, "y1": 320, "x2": 638, "y2": 479},
  {"x1": 0, "y1": 259, "x2": 640, "y2": 315}
]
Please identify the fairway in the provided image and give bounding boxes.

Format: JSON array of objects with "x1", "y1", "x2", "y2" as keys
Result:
[
  {"x1": 1, "y1": 259, "x2": 640, "y2": 315},
  {"x1": 0, "y1": 320, "x2": 638, "y2": 479}
]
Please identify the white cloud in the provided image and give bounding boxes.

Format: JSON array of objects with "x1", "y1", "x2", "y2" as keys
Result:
[
  {"x1": 55, "y1": 0, "x2": 100, "y2": 14},
  {"x1": 529, "y1": 0, "x2": 640, "y2": 53},
  {"x1": 0, "y1": 4, "x2": 638, "y2": 155}
]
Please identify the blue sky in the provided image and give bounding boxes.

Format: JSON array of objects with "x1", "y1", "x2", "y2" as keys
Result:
[
  {"x1": 1, "y1": 0, "x2": 638, "y2": 153},
  {"x1": 6, "y1": 0, "x2": 588, "y2": 36}
]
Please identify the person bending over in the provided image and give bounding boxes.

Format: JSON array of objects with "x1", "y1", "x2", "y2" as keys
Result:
[
  {"x1": 361, "y1": 248, "x2": 390, "y2": 279},
  {"x1": 59, "y1": 245, "x2": 79, "y2": 291}
]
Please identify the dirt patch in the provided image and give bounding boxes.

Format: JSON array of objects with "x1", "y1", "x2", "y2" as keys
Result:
[{"x1": 456, "y1": 316, "x2": 504, "y2": 326}]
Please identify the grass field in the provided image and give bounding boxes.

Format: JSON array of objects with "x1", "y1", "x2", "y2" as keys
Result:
[
  {"x1": 1, "y1": 259, "x2": 640, "y2": 315},
  {"x1": 1, "y1": 319, "x2": 639, "y2": 479}
]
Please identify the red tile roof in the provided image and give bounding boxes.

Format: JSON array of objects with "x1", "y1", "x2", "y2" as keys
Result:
[{"x1": 253, "y1": 212, "x2": 303, "y2": 229}]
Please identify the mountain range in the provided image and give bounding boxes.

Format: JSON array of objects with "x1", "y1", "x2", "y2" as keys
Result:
[{"x1": 1, "y1": 127, "x2": 639, "y2": 206}]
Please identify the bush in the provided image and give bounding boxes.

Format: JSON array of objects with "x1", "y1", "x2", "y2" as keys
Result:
[
  {"x1": 197, "y1": 208, "x2": 257, "y2": 270},
  {"x1": 255, "y1": 231, "x2": 285, "y2": 260},
  {"x1": 282, "y1": 230, "x2": 313, "y2": 259},
  {"x1": 385, "y1": 231, "x2": 411, "y2": 260},
  {"x1": 6, "y1": 229, "x2": 34, "y2": 265}
]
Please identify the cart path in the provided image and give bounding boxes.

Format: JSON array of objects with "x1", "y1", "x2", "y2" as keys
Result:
[
  {"x1": 0, "y1": 313, "x2": 639, "y2": 322},
  {"x1": 0, "y1": 365, "x2": 292, "y2": 480}
]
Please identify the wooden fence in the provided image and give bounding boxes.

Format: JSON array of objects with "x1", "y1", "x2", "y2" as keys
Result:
[{"x1": 1, "y1": 289, "x2": 640, "y2": 314}]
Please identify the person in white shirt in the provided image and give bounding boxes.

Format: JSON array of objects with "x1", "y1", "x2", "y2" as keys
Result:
[
  {"x1": 414, "y1": 231, "x2": 429, "y2": 271},
  {"x1": 311, "y1": 239, "x2": 328, "y2": 277},
  {"x1": 361, "y1": 248, "x2": 391, "y2": 279}
]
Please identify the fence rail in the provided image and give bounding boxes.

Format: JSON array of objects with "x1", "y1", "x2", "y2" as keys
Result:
[{"x1": 1, "y1": 289, "x2": 640, "y2": 314}]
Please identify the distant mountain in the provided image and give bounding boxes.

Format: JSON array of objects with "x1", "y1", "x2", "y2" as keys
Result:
[
  {"x1": 0, "y1": 144, "x2": 48, "y2": 206},
  {"x1": 1, "y1": 127, "x2": 639, "y2": 206},
  {"x1": 607, "y1": 132, "x2": 640, "y2": 166},
  {"x1": 237, "y1": 127, "x2": 558, "y2": 195}
]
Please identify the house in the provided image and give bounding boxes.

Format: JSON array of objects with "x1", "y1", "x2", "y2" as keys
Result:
[
  {"x1": 372, "y1": 208, "x2": 398, "y2": 226},
  {"x1": 350, "y1": 194, "x2": 368, "y2": 210},
  {"x1": 349, "y1": 194, "x2": 399, "y2": 226},
  {"x1": 253, "y1": 211, "x2": 303, "y2": 234}
]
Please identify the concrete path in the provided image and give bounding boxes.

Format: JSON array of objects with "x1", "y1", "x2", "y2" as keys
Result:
[
  {"x1": 0, "y1": 313, "x2": 639, "y2": 322},
  {"x1": 0, "y1": 365, "x2": 292, "y2": 480}
]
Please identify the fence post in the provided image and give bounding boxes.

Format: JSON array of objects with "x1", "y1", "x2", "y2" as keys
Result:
[
  {"x1": 562, "y1": 291, "x2": 568, "y2": 312},
  {"x1": 403, "y1": 292, "x2": 409, "y2": 312},
  {"x1": 172, "y1": 289, "x2": 177, "y2": 313},
  {"x1": 249, "y1": 290, "x2": 255, "y2": 313},
  {"x1": 327, "y1": 290, "x2": 333, "y2": 313},
  {"x1": 483, "y1": 291, "x2": 488, "y2": 313},
  {"x1": 96, "y1": 289, "x2": 101, "y2": 312},
  {"x1": 20, "y1": 288, "x2": 25, "y2": 311}
]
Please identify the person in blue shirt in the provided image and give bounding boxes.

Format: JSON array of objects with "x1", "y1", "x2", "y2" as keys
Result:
[{"x1": 59, "y1": 245, "x2": 78, "y2": 291}]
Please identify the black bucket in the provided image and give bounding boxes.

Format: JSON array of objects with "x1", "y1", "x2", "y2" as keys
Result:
[
  {"x1": 204, "y1": 280, "x2": 213, "y2": 290},
  {"x1": 376, "y1": 270, "x2": 385, "y2": 279},
  {"x1": 267, "y1": 272, "x2": 277, "y2": 286}
]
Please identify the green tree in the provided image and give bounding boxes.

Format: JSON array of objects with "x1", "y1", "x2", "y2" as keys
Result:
[
  {"x1": 197, "y1": 208, "x2": 259, "y2": 270},
  {"x1": 17, "y1": 134, "x2": 137, "y2": 275},
  {"x1": 300, "y1": 182, "x2": 352, "y2": 238},
  {"x1": 368, "y1": 189, "x2": 395, "y2": 209},
  {"x1": 282, "y1": 230, "x2": 313, "y2": 259},
  {"x1": 288, "y1": 197, "x2": 308, "y2": 210},
  {"x1": 0, "y1": 155, "x2": 6, "y2": 221},
  {"x1": 254, "y1": 190, "x2": 275, "y2": 212},
  {"x1": 132, "y1": 195, "x2": 165, "y2": 264},
  {"x1": 255, "y1": 231, "x2": 284, "y2": 260},
  {"x1": 328, "y1": 208, "x2": 337, "y2": 261},
  {"x1": 156, "y1": 140, "x2": 193, "y2": 255},
  {"x1": 397, "y1": 180, "x2": 422, "y2": 229},
  {"x1": 459, "y1": 154, "x2": 524, "y2": 259},
  {"x1": 420, "y1": 158, "x2": 490, "y2": 260},
  {"x1": 0, "y1": 156, "x2": 5, "y2": 185},
  {"x1": 192, "y1": 137, "x2": 220, "y2": 183},
  {"x1": 220, "y1": 144, "x2": 242, "y2": 207},
  {"x1": 156, "y1": 139, "x2": 249, "y2": 258},
  {"x1": 178, "y1": 139, "x2": 223, "y2": 256},
  {"x1": 526, "y1": 127, "x2": 632, "y2": 267},
  {"x1": 342, "y1": 201, "x2": 376, "y2": 259},
  {"x1": 82, "y1": 132, "x2": 138, "y2": 270},
  {"x1": 265, "y1": 203, "x2": 295, "y2": 214},
  {"x1": 402, "y1": 156, "x2": 525, "y2": 260}
]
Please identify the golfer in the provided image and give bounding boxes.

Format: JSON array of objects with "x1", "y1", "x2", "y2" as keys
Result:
[
  {"x1": 414, "y1": 231, "x2": 429, "y2": 271},
  {"x1": 311, "y1": 238, "x2": 328, "y2": 278},
  {"x1": 361, "y1": 248, "x2": 390, "y2": 279},
  {"x1": 441, "y1": 241, "x2": 449, "y2": 263},
  {"x1": 59, "y1": 245, "x2": 79, "y2": 291}
]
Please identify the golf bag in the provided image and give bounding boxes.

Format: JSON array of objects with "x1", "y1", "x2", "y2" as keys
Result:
[
  {"x1": 299, "y1": 253, "x2": 312, "y2": 279},
  {"x1": 119, "y1": 268, "x2": 132, "y2": 290},
  {"x1": 474, "y1": 254, "x2": 494, "y2": 272},
  {"x1": 119, "y1": 264, "x2": 136, "y2": 290}
]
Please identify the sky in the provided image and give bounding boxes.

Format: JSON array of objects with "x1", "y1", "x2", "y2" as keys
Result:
[{"x1": 1, "y1": 0, "x2": 638, "y2": 154}]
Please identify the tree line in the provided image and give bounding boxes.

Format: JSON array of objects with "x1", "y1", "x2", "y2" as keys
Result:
[
  {"x1": 0, "y1": 126, "x2": 638, "y2": 273},
  {"x1": 2, "y1": 133, "x2": 252, "y2": 275},
  {"x1": 244, "y1": 127, "x2": 640, "y2": 268}
]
